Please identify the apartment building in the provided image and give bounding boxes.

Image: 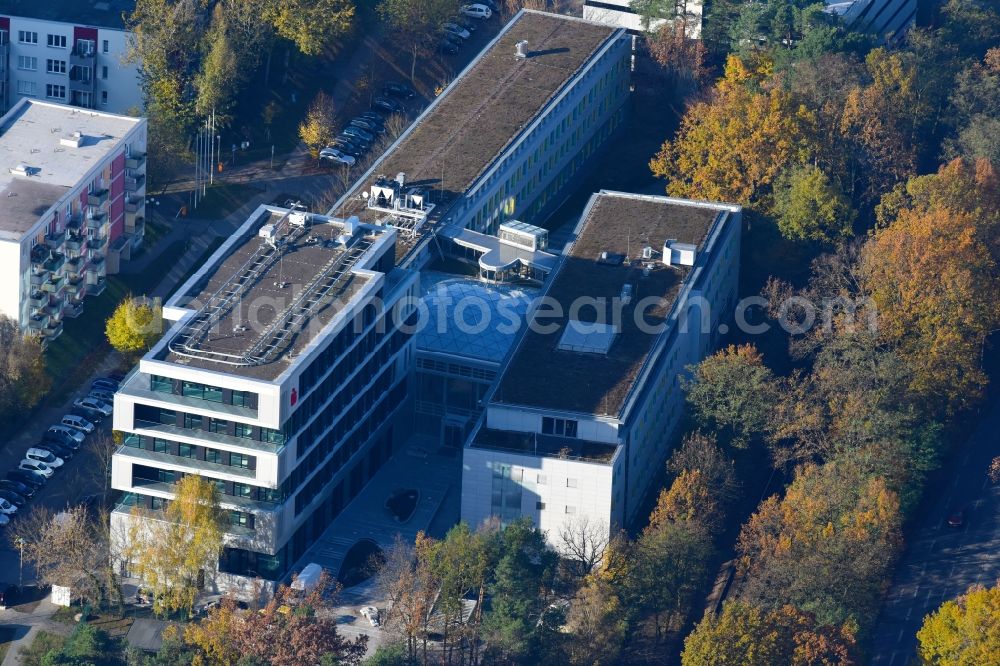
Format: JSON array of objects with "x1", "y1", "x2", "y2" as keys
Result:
[
  {"x1": 110, "y1": 206, "x2": 418, "y2": 594},
  {"x1": 0, "y1": 98, "x2": 146, "y2": 340},
  {"x1": 331, "y1": 10, "x2": 632, "y2": 269},
  {"x1": 461, "y1": 191, "x2": 741, "y2": 551},
  {"x1": 0, "y1": 1, "x2": 141, "y2": 114}
]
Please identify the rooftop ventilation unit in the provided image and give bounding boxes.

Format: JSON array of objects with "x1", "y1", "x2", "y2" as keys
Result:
[
  {"x1": 558, "y1": 320, "x2": 618, "y2": 354},
  {"x1": 620, "y1": 283, "x2": 634, "y2": 305},
  {"x1": 10, "y1": 164, "x2": 32, "y2": 177},
  {"x1": 59, "y1": 131, "x2": 84, "y2": 148},
  {"x1": 662, "y1": 239, "x2": 696, "y2": 267},
  {"x1": 516, "y1": 40, "x2": 529, "y2": 58},
  {"x1": 288, "y1": 211, "x2": 311, "y2": 227}
]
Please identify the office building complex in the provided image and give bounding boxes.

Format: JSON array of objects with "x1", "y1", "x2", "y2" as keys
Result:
[
  {"x1": 0, "y1": 1, "x2": 141, "y2": 114},
  {"x1": 461, "y1": 191, "x2": 741, "y2": 551},
  {"x1": 0, "y1": 98, "x2": 146, "y2": 340},
  {"x1": 331, "y1": 10, "x2": 631, "y2": 270},
  {"x1": 110, "y1": 205, "x2": 417, "y2": 593}
]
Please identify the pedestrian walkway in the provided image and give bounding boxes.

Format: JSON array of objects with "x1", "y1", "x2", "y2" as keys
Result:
[{"x1": 0, "y1": 598, "x2": 67, "y2": 666}]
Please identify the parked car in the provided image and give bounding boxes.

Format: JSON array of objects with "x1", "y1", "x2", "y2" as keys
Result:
[
  {"x1": 383, "y1": 82, "x2": 416, "y2": 99},
  {"x1": 0, "y1": 498, "x2": 17, "y2": 515},
  {"x1": 476, "y1": 0, "x2": 499, "y2": 11},
  {"x1": 337, "y1": 131, "x2": 370, "y2": 148},
  {"x1": 332, "y1": 140, "x2": 364, "y2": 158},
  {"x1": 26, "y1": 448, "x2": 63, "y2": 469},
  {"x1": 457, "y1": 16, "x2": 478, "y2": 31},
  {"x1": 342, "y1": 126, "x2": 374, "y2": 143},
  {"x1": 439, "y1": 40, "x2": 459, "y2": 55},
  {"x1": 350, "y1": 118, "x2": 385, "y2": 134},
  {"x1": 61, "y1": 414, "x2": 94, "y2": 433},
  {"x1": 91, "y1": 378, "x2": 119, "y2": 392},
  {"x1": 0, "y1": 490, "x2": 26, "y2": 507},
  {"x1": 442, "y1": 32, "x2": 463, "y2": 49},
  {"x1": 372, "y1": 97, "x2": 404, "y2": 114},
  {"x1": 72, "y1": 406, "x2": 104, "y2": 424},
  {"x1": 947, "y1": 508, "x2": 966, "y2": 528},
  {"x1": 359, "y1": 605, "x2": 380, "y2": 627},
  {"x1": 89, "y1": 389, "x2": 115, "y2": 404},
  {"x1": 319, "y1": 148, "x2": 356, "y2": 166},
  {"x1": 36, "y1": 441, "x2": 73, "y2": 461},
  {"x1": 44, "y1": 431, "x2": 82, "y2": 451},
  {"x1": 7, "y1": 470, "x2": 45, "y2": 490},
  {"x1": 48, "y1": 425, "x2": 85, "y2": 444},
  {"x1": 442, "y1": 22, "x2": 471, "y2": 40},
  {"x1": 459, "y1": 4, "x2": 492, "y2": 19},
  {"x1": 19, "y1": 460, "x2": 54, "y2": 478},
  {"x1": 74, "y1": 397, "x2": 111, "y2": 416},
  {"x1": 0, "y1": 480, "x2": 35, "y2": 499}
]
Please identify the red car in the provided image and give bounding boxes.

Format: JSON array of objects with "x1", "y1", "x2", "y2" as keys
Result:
[{"x1": 946, "y1": 508, "x2": 966, "y2": 528}]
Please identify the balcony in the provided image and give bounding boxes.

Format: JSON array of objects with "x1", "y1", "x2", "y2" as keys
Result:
[
  {"x1": 87, "y1": 257, "x2": 107, "y2": 279},
  {"x1": 125, "y1": 198, "x2": 145, "y2": 214},
  {"x1": 124, "y1": 176, "x2": 145, "y2": 194},
  {"x1": 65, "y1": 214, "x2": 84, "y2": 232},
  {"x1": 64, "y1": 302, "x2": 84, "y2": 319},
  {"x1": 65, "y1": 255, "x2": 87, "y2": 277},
  {"x1": 28, "y1": 291, "x2": 47, "y2": 308},
  {"x1": 65, "y1": 276, "x2": 84, "y2": 295},
  {"x1": 41, "y1": 253, "x2": 66, "y2": 275},
  {"x1": 87, "y1": 213, "x2": 107, "y2": 231},
  {"x1": 65, "y1": 234, "x2": 88, "y2": 253},
  {"x1": 125, "y1": 154, "x2": 146, "y2": 170},
  {"x1": 43, "y1": 321, "x2": 63, "y2": 340},
  {"x1": 91, "y1": 233, "x2": 109, "y2": 251},
  {"x1": 88, "y1": 277, "x2": 107, "y2": 295},
  {"x1": 41, "y1": 275, "x2": 65, "y2": 294},
  {"x1": 87, "y1": 190, "x2": 109, "y2": 207},
  {"x1": 70, "y1": 45, "x2": 95, "y2": 67},
  {"x1": 27, "y1": 314, "x2": 49, "y2": 331},
  {"x1": 45, "y1": 228, "x2": 66, "y2": 249}
]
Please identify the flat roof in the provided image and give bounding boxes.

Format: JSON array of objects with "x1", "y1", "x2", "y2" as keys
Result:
[
  {"x1": 0, "y1": 0, "x2": 133, "y2": 30},
  {"x1": 0, "y1": 99, "x2": 141, "y2": 241},
  {"x1": 472, "y1": 427, "x2": 618, "y2": 464},
  {"x1": 333, "y1": 11, "x2": 620, "y2": 260},
  {"x1": 158, "y1": 207, "x2": 388, "y2": 381},
  {"x1": 492, "y1": 191, "x2": 725, "y2": 416}
]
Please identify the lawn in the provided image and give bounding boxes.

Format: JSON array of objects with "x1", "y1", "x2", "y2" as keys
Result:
[
  {"x1": 44, "y1": 240, "x2": 187, "y2": 403},
  {"x1": 18, "y1": 630, "x2": 66, "y2": 666}
]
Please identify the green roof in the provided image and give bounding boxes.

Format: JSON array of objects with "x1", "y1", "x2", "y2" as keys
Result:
[{"x1": 0, "y1": 0, "x2": 133, "y2": 30}]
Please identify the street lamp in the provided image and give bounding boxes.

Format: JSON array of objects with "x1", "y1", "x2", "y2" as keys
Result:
[{"x1": 14, "y1": 536, "x2": 24, "y2": 591}]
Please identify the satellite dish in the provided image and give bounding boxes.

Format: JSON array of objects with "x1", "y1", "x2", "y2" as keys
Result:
[{"x1": 361, "y1": 191, "x2": 370, "y2": 199}]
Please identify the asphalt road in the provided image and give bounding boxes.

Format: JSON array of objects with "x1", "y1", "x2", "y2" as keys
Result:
[{"x1": 869, "y1": 394, "x2": 1000, "y2": 665}]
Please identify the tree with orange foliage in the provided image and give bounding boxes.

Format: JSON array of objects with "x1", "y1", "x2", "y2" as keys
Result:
[
  {"x1": 682, "y1": 601, "x2": 860, "y2": 666},
  {"x1": 650, "y1": 54, "x2": 817, "y2": 206},
  {"x1": 862, "y1": 159, "x2": 1000, "y2": 416},
  {"x1": 737, "y1": 462, "x2": 902, "y2": 627}
]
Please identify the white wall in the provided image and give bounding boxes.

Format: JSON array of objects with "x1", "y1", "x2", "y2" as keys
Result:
[
  {"x1": 3, "y1": 16, "x2": 141, "y2": 114},
  {"x1": 0, "y1": 239, "x2": 23, "y2": 322},
  {"x1": 485, "y1": 404, "x2": 621, "y2": 444},
  {"x1": 461, "y1": 444, "x2": 623, "y2": 554}
]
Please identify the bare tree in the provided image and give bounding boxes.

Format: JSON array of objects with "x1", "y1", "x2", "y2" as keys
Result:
[
  {"x1": 88, "y1": 431, "x2": 119, "y2": 499},
  {"x1": 557, "y1": 515, "x2": 610, "y2": 579},
  {"x1": 989, "y1": 456, "x2": 1000, "y2": 484}
]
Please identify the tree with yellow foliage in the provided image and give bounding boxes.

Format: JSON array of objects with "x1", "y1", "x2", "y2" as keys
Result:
[
  {"x1": 649, "y1": 54, "x2": 817, "y2": 206},
  {"x1": 126, "y1": 474, "x2": 226, "y2": 616},
  {"x1": 299, "y1": 91, "x2": 338, "y2": 158},
  {"x1": 105, "y1": 296, "x2": 162, "y2": 358},
  {"x1": 862, "y1": 159, "x2": 1000, "y2": 416},
  {"x1": 917, "y1": 582, "x2": 1000, "y2": 665}
]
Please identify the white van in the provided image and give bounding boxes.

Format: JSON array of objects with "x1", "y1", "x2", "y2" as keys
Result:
[
  {"x1": 291, "y1": 563, "x2": 324, "y2": 595},
  {"x1": 61, "y1": 414, "x2": 94, "y2": 433},
  {"x1": 26, "y1": 448, "x2": 64, "y2": 468}
]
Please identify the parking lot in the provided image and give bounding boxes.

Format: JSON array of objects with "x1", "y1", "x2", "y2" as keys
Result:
[{"x1": 0, "y1": 354, "x2": 124, "y2": 586}]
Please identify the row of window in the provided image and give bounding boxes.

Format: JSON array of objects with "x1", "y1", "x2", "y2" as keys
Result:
[
  {"x1": 131, "y1": 464, "x2": 282, "y2": 504},
  {"x1": 542, "y1": 416, "x2": 578, "y2": 438},
  {"x1": 17, "y1": 32, "x2": 110, "y2": 52},
  {"x1": 149, "y1": 375, "x2": 257, "y2": 410},
  {"x1": 134, "y1": 404, "x2": 284, "y2": 446},
  {"x1": 15, "y1": 80, "x2": 111, "y2": 105},
  {"x1": 123, "y1": 434, "x2": 256, "y2": 470},
  {"x1": 129, "y1": 492, "x2": 254, "y2": 529}
]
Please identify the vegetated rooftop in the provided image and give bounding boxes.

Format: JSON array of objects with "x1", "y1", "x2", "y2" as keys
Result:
[
  {"x1": 335, "y1": 11, "x2": 618, "y2": 261},
  {"x1": 492, "y1": 192, "x2": 723, "y2": 417},
  {"x1": 158, "y1": 208, "x2": 383, "y2": 381},
  {"x1": 0, "y1": 0, "x2": 134, "y2": 29},
  {"x1": 0, "y1": 99, "x2": 142, "y2": 240}
]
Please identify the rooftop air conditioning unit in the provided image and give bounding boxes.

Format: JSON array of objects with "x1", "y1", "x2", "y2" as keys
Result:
[
  {"x1": 10, "y1": 164, "x2": 31, "y2": 177},
  {"x1": 516, "y1": 40, "x2": 529, "y2": 58},
  {"x1": 59, "y1": 132, "x2": 83, "y2": 148},
  {"x1": 641, "y1": 245, "x2": 654, "y2": 260},
  {"x1": 289, "y1": 211, "x2": 310, "y2": 227},
  {"x1": 662, "y1": 239, "x2": 696, "y2": 267},
  {"x1": 343, "y1": 215, "x2": 360, "y2": 235}
]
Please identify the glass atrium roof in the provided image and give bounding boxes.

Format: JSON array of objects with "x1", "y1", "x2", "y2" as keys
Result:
[{"x1": 417, "y1": 272, "x2": 537, "y2": 364}]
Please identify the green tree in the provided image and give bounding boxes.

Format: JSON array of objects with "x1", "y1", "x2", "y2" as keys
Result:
[
  {"x1": 682, "y1": 601, "x2": 859, "y2": 666},
  {"x1": 682, "y1": 344, "x2": 781, "y2": 449},
  {"x1": 40, "y1": 623, "x2": 123, "y2": 666},
  {"x1": 918, "y1": 582, "x2": 1000, "y2": 665},
  {"x1": 0, "y1": 315, "x2": 50, "y2": 426},
  {"x1": 772, "y1": 164, "x2": 855, "y2": 243},
  {"x1": 378, "y1": 0, "x2": 463, "y2": 82},
  {"x1": 105, "y1": 296, "x2": 163, "y2": 357},
  {"x1": 299, "y1": 91, "x2": 338, "y2": 158},
  {"x1": 126, "y1": 475, "x2": 226, "y2": 616},
  {"x1": 264, "y1": 0, "x2": 355, "y2": 56},
  {"x1": 564, "y1": 576, "x2": 626, "y2": 665}
]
